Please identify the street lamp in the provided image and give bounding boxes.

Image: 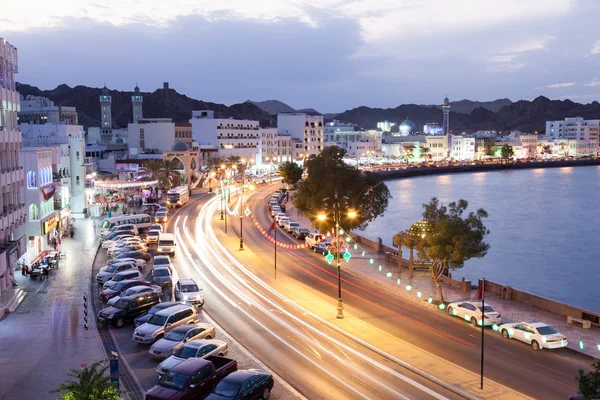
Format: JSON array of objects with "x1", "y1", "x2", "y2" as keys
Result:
[
  {"x1": 318, "y1": 192, "x2": 356, "y2": 319},
  {"x1": 239, "y1": 185, "x2": 244, "y2": 251}
]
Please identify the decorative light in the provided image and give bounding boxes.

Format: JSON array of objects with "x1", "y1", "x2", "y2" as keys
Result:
[
  {"x1": 464, "y1": 314, "x2": 470, "y2": 321},
  {"x1": 354, "y1": 244, "x2": 358, "y2": 250},
  {"x1": 370, "y1": 258, "x2": 374, "y2": 264},
  {"x1": 405, "y1": 284, "x2": 412, "y2": 291},
  {"x1": 325, "y1": 251, "x2": 334, "y2": 265},
  {"x1": 438, "y1": 303, "x2": 445, "y2": 310},
  {"x1": 342, "y1": 249, "x2": 352, "y2": 263},
  {"x1": 397, "y1": 278, "x2": 401, "y2": 285},
  {"x1": 386, "y1": 271, "x2": 392, "y2": 278},
  {"x1": 362, "y1": 251, "x2": 366, "y2": 257},
  {"x1": 427, "y1": 297, "x2": 433, "y2": 304},
  {"x1": 417, "y1": 291, "x2": 422, "y2": 298},
  {"x1": 580, "y1": 340, "x2": 584, "y2": 350},
  {"x1": 492, "y1": 324, "x2": 499, "y2": 332}
]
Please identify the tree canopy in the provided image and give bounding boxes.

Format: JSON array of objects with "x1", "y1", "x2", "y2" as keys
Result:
[
  {"x1": 500, "y1": 144, "x2": 514, "y2": 160},
  {"x1": 577, "y1": 361, "x2": 600, "y2": 400},
  {"x1": 293, "y1": 146, "x2": 391, "y2": 232},
  {"x1": 278, "y1": 161, "x2": 303, "y2": 186},
  {"x1": 396, "y1": 198, "x2": 490, "y2": 302}
]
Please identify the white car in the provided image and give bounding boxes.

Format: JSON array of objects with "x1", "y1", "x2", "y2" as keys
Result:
[
  {"x1": 156, "y1": 339, "x2": 229, "y2": 376},
  {"x1": 107, "y1": 284, "x2": 163, "y2": 306},
  {"x1": 446, "y1": 301, "x2": 502, "y2": 327},
  {"x1": 106, "y1": 257, "x2": 146, "y2": 270},
  {"x1": 499, "y1": 321, "x2": 568, "y2": 350},
  {"x1": 277, "y1": 217, "x2": 290, "y2": 227},
  {"x1": 149, "y1": 323, "x2": 216, "y2": 360},
  {"x1": 305, "y1": 233, "x2": 325, "y2": 249},
  {"x1": 145, "y1": 229, "x2": 161, "y2": 244},
  {"x1": 284, "y1": 221, "x2": 300, "y2": 233},
  {"x1": 149, "y1": 224, "x2": 164, "y2": 232},
  {"x1": 96, "y1": 262, "x2": 139, "y2": 284},
  {"x1": 174, "y1": 278, "x2": 204, "y2": 306},
  {"x1": 107, "y1": 238, "x2": 145, "y2": 253},
  {"x1": 270, "y1": 207, "x2": 282, "y2": 217},
  {"x1": 274, "y1": 213, "x2": 287, "y2": 223},
  {"x1": 102, "y1": 235, "x2": 138, "y2": 249}
]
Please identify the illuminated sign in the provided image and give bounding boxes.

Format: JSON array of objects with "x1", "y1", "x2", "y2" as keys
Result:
[{"x1": 42, "y1": 215, "x2": 57, "y2": 234}]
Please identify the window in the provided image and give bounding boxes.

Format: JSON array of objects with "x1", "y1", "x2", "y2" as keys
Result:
[
  {"x1": 196, "y1": 344, "x2": 217, "y2": 357},
  {"x1": 27, "y1": 171, "x2": 37, "y2": 188},
  {"x1": 29, "y1": 204, "x2": 39, "y2": 220}
]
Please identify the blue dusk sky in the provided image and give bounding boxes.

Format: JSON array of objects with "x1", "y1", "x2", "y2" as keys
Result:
[{"x1": 3, "y1": 0, "x2": 600, "y2": 112}]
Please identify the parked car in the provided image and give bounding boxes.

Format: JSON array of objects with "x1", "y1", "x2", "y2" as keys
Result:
[
  {"x1": 106, "y1": 257, "x2": 146, "y2": 270},
  {"x1": 274, "y1": 213, "x2": 287, "y2": 223},
  {"x1": 499, "y1": 321, "x2": 568, "y2": 350},
  {"x1": 101, "y1": 229, "x2": 137, "y2": 243},
  {"x1": 109, "y1": 243, "x2": 149, "y2": 257},
  {"x1": 277, "y1": 217, "x2": 290, "y2": 228},
  {"x1": 157, "y1": 339, "x2": 229, "y2": 377},
  {"x1": 96, "y1": 261, "x2": 140, "y2": 284},
  {"x1": 313, "y1": 241, "x2": 333, "y2": 255},
  {"x1": 114, "y1": 251, "x2": 152, "y2": 262},
  {"x1": 97, "y1": 292, "x2": 161, "y2": 328},
  {"x1": 446, "y1": 301, "x2": 502, "y2": 327},
  {"x1": 155, "y1": 211, "x2": 168, "y2": 223},
  {"x1": 103, "y1": 270, "x2": 145, "y2": 290},
  {"x1": 305, "y1": 232, "x2": 325, "y2": 249},
  {"x1": 102, "y1": 235, "x2": 139, "y2": 249},
  {"x1": 205, "y1": 369, "x2": 274, "y2": 400},
  {"x1": 153, "y1": 255, "x2": 173, "y2": 271},
  {"x1": 100, "y1": 280, "x2": 151, "y2": 302},
  {"x1": 174, "y1": 278, "x2": 204, "y2": 306},
  {"x1": 152, "y1": 267, "x2": 173, "y2": 287},
  {"x1": 145, "y1": 356, "x2": 238, "y2": 400},
  {"x1": 149, "y1": 323, "x2": 216, "y2": 360},
  {"x1": 149, "y1": 224, "x2": 164, "y2": 232},
  {"x1": 292, "y1": 227, "x2": 310, "y2": 240},
  {"x1": 107, "y1": 284, "x2": 163, "y2": 306},
  {"x1": 135, "y1": 301, "x2": 180, "y2": 327},
  {"x1": 145, "y1": 229, "x2": 161, "y2": 244},
  {"x1": 270, "y1": 207, "x2": 282, "y2": 217},
  {"x1": 101, "y1": 224, "x2": 137, "y2": 238},
  {"x1": 283, "y1": 221, "x2": 300, "y2": 233},
  {"x1": 133, "y1": 304, "x2": 199, "y2": 344}
]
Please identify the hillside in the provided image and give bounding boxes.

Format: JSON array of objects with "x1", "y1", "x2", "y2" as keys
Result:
[
  {"x1": 335, "y1": 96, "x2": 600, "y2": 133},
  {"x1": 424, "y1": 98, "x2": 513, "y2": 114},
  {"x1": 247, "y1": 99, "x2": 295, "y2": 115},
  {"x1": 17, "y1": 83, "x2": 276, "y2": 129}
]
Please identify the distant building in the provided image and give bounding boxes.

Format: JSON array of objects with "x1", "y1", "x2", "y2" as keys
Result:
[
  {"x1": 376, "y1": 121, "x2": 396, "y2": 132},
  {"x1": 398, "y1": 118, "x2": 417, "y2": 136},
  {"x1": 442, "y1": 96, "x2": 450, "y2": 135},
  {"x1": 424, "y1": 123, "x2": 444, "y2": 135},
  {"x1": 277, "y1": 113, "x2": 323, "y2": 157},
  {"x1": 261, "y1": 128, "x2": 292, "y2": 163},
  {"x1": 100, "y1": 85, "x2": 113, "y2": 143},
  {"x1": 132, "y1": 85, "x2": 143, "y2": 123},
  {"x1": 545, "y1": 117, "x2": 599, "y2": 156},
  {"x1": 18, "y1": 95, "x2": 78, "y2": 125},
  {"x1": 426, "y1": 135, "x2": 451, "y2": 161},
  {"x1": 450, "y1": 136, "x2": 475, "y2": 160},
  {"x1": 128, "y1": 118, "x2": 192, "y2": 154}
]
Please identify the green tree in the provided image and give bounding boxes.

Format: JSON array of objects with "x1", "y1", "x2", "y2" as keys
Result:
[
  {"x1": 141, "y1": 159, "x2": 163, "y2": 182},
  {"x1": 393, "y1": 222, "x2": 428, "y2": 279},
  {"x1": 293, "y1": 146, "x2": 391, "y2": 232},
  {"x1": 500, "y1": 144, "x2": 514, "y2": 162},
  {"x1": 278, "y1": 161, "x2": 303, "y2": 186},
  {"x1": 577, "y1": 361, "x2": 600, "y2": 400},
  {"x1": 420, "y1": 146, "x2": 432, "y2": 162},
  {"x1": 51, "y1": 361, "x2": 121, "y2": 400},
  {"x1": 161, "y1": 159, "x2": 182, "y2": 188},
  {"x1": 541, "y1": 145, "x2": 552, "y2": 157},
  {"x1": 402, "y1": 145, "x2": 415, "y2": 164},
  {"x1": 206, "y1": 156, "x2": 225, "y2": 171},
  {"x1": 420, "y1": 198, "x2": 490, "y2": 303}
]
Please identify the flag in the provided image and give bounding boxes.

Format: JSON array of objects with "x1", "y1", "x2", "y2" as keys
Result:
[{"x1": 269, "y1": 221, "x2": 276, "y2": 232}]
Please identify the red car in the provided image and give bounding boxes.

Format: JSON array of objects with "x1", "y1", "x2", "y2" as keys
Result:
[{"x1": 99, "y1": 280, "x2": 150, "y2": 302}]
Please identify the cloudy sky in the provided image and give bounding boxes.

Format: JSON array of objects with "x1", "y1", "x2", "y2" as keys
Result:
[{"x1": 4, "y1": 0, "x2": 600, "y2": 112}]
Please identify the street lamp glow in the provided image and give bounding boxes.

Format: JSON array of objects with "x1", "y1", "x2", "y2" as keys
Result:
[
  {"x1": 347, "y1": 210, "x2": 357, "y2": 218},
  {"x1": 220, "y1": 164, "x2": 226, "y2": 169},
  {"x1": 317, "y1": 214, "x2": 326, "y2": 221}
]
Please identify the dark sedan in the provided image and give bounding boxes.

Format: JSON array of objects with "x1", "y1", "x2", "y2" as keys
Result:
[
  {"x1": 99, "y1": 280, "x2": 150, "y2": 302},
  {"x1": 114, "y1": 251, "x2": 152, "y2": 262},
  {"x1": 205, "y1": 369, "x2": 274, "y2": 400}
]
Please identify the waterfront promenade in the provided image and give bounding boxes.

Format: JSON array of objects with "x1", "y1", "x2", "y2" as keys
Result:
[{"x1": 281, "y1": 199, "x2": 600, "y2": 360}]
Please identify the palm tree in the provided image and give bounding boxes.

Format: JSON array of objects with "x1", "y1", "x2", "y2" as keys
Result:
[
  {"x1": 227, "y1": 155, "x2": 241, "y2": 166},
  {"x1": 141, "y1": 159, "x2": 164, "y2": 182},
  {"x1": 206, "y1": 156, "x2": 224, "y2": 171},
  {"x1": 162, "y1": 159, "x2": 182, "y2": 188},
  {"x1": 402, "y1": 145, "x2": 415, "y2": 164},
  {"x1": 420, "y1": 146, "x2": 432, "y2": 162}
]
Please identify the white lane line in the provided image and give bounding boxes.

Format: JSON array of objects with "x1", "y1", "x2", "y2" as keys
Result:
[{"x1": 187, "y1": 202, "x2": 444, "y2": 400}]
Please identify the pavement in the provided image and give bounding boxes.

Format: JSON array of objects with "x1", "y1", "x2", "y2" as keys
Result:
[
  {"x1": 0, "y1": 218, "x2": 107, "y2": 400},
  {"x1": 280, "y1": 191, "x2": 600, "y2": 360}
]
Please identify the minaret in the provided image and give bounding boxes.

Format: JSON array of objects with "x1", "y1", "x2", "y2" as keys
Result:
[
  {"x1": 100, "y1": 85, "x2": 113, "y2": 143},
  {"x1": 132, "y1": 84, "x2": 143, "y2": 123},
  {"x1": 442, "y1": 95, "x2": 450, "y2": 135}
]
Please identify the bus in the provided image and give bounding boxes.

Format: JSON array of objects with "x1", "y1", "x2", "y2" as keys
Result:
[
  {"x1": 99, "y1": 214, "x2": 152, "y2": 232},
  {"x1": 167, "y1": 186, "x2": 189, "y2": 207}
]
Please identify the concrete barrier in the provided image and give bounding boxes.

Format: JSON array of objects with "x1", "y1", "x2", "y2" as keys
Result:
[{"x1": 485, "y1": 279, "x2": 600, "y2": 327}]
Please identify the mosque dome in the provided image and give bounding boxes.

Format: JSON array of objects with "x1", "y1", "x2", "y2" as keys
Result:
[
  {"x1": 172, "y1": 141, "x2": 189, "y2": 151},
  {"x1": 115, "y1": 137, "x2": 124, "y2": 144},
  {"x1": 134, "y1": 84, "x2": 140, "y2": 93},
  {"x1": 399, "y1": 118, "x2": 416, "y2": 135},
  {"x1": 444, "y1": 96, "x2": 449, "y2": 102}
]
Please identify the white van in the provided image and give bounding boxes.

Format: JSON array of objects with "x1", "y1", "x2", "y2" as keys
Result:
[{"x1": 157, "y1": 233, "x2": 176, "y2": 256}]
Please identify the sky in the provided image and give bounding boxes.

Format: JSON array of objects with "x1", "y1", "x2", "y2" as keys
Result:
[{"x1": 3, "y1": 0, "x2": 600, "y2": 112}]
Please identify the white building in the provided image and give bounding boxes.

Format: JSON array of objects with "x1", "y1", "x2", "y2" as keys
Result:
[
  {"x1": 424, "y1": 123, "x2": 444, "y2": 135},
  {"x1": 20, "y1": 124, "x2": 90, "y2": 219},
  {"x1": 545, "y1": 117, "x2": 599, "y2": 156},
  {"x1": 260, "y1": 128, "x2": 292, "y2": 163},
  {"x1": 20, "y1": 147, "x2": 58, "y2": 264},
  {"x1": 426, "y1": 135, "x2": 451, "y2": 161},
  {"x1": 128, "y1": 119, "x2": 192, "y2": 153},
  {"x1": 377, "y1": 121, "x2": 396, "y2": 132},
  {"x1": 190, "y1": 111, "x2": 261, "y2": 163},
  {"x1": 324, "y1": 121, "x2": 381, "y2": 158},
  {"x1": 18, "y1": 95, "x2": 78, "y2": 125},
  {"x1": 450, "y1": 136, "x2": 475, "y2": 160},
  {"x1": 277, "y1": 113, "x2": 323, "y2": 157},
  {"x1": 0, "y1": 38, "x2": 26, "y2": 300}
]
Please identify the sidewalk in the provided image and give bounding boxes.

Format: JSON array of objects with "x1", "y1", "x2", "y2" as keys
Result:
[
  {"x1": 281, "y1": 197, "x2": 600, "y2": 360},
  {"x1": 0, "y1": 218, "x2": 106, "y2": 400}
]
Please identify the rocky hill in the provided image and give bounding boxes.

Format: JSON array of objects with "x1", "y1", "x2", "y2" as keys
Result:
[
  {"x1": 335, "y1": 96, "x2": 600, "y2": 133},
  {"x1": 424, "y1": 98, "x2": 513, "y2": 114},
  {"x1": 246, "y1": 99, "x2": 295, "y2": 115},
  {"x1": 17, "y1": 83, "x2": 276, "y2": 129}
]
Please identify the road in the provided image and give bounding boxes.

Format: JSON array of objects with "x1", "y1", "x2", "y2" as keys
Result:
[{"x1": 224, "y1": 183, "x2": 592, "y2": 400}]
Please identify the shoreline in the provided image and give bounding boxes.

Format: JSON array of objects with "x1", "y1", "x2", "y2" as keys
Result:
[{"x1": 373, "y1": 157, "x2": 600, "y2": 180}]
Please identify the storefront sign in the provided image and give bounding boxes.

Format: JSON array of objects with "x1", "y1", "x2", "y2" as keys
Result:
[{"x1": 42, "y1": 215, "x2": 57, "y2": 235}]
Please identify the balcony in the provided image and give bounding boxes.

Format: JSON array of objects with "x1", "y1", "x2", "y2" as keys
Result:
[
  {"x1": 217, "y1": 126, "x2": 259, "y2": 131},
  {"x1": 82, "y1": 157, "x2": 93, "y2": 165}
]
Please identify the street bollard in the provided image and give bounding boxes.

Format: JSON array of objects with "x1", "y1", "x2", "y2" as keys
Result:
[{"x1": 83, "y1": 293, "x2": 88, "y2": 330}]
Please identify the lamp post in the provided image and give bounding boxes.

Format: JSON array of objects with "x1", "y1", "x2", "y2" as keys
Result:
[{"x1": 318, "y1": 191, "x2": 356, "y2": 319}]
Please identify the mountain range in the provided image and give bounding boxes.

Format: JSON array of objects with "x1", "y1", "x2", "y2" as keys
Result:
[{"x1": 16, "y1": 83, "x2": 600, "y2": 134}]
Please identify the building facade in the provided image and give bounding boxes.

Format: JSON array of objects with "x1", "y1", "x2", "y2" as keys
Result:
[
  {"x1": 132, "y1": 85, "x2": 143, "y2": 123},
  {"x1": 100, "y1": 86, "x2": 113, "y2": 143},
  {"x1": 18, "y1": 95, "x2": 78, "y2": 125},
  {"x1": 277, "y1": 113, "x2": 323, "y2": 157},
  {"x1": 442, "y1": 96, "x2": 450, "y2": 135},
  {"x1": 450, "y1": 136, "x2": 475, "y2": 160},
  {"x1": 128, "y1": 118, "x2": 192, "y2": 153},
  {"x1": 426, "y1": 135, "x2": 450, "y2": 161},
  {"x1": 545, "y1": 117, "x2": 600, "y2": 156}
]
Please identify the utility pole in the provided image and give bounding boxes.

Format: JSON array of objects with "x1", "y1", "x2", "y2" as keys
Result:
[{"x1": 481, "y1": 277, "x2": 486, "y2": 390}]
